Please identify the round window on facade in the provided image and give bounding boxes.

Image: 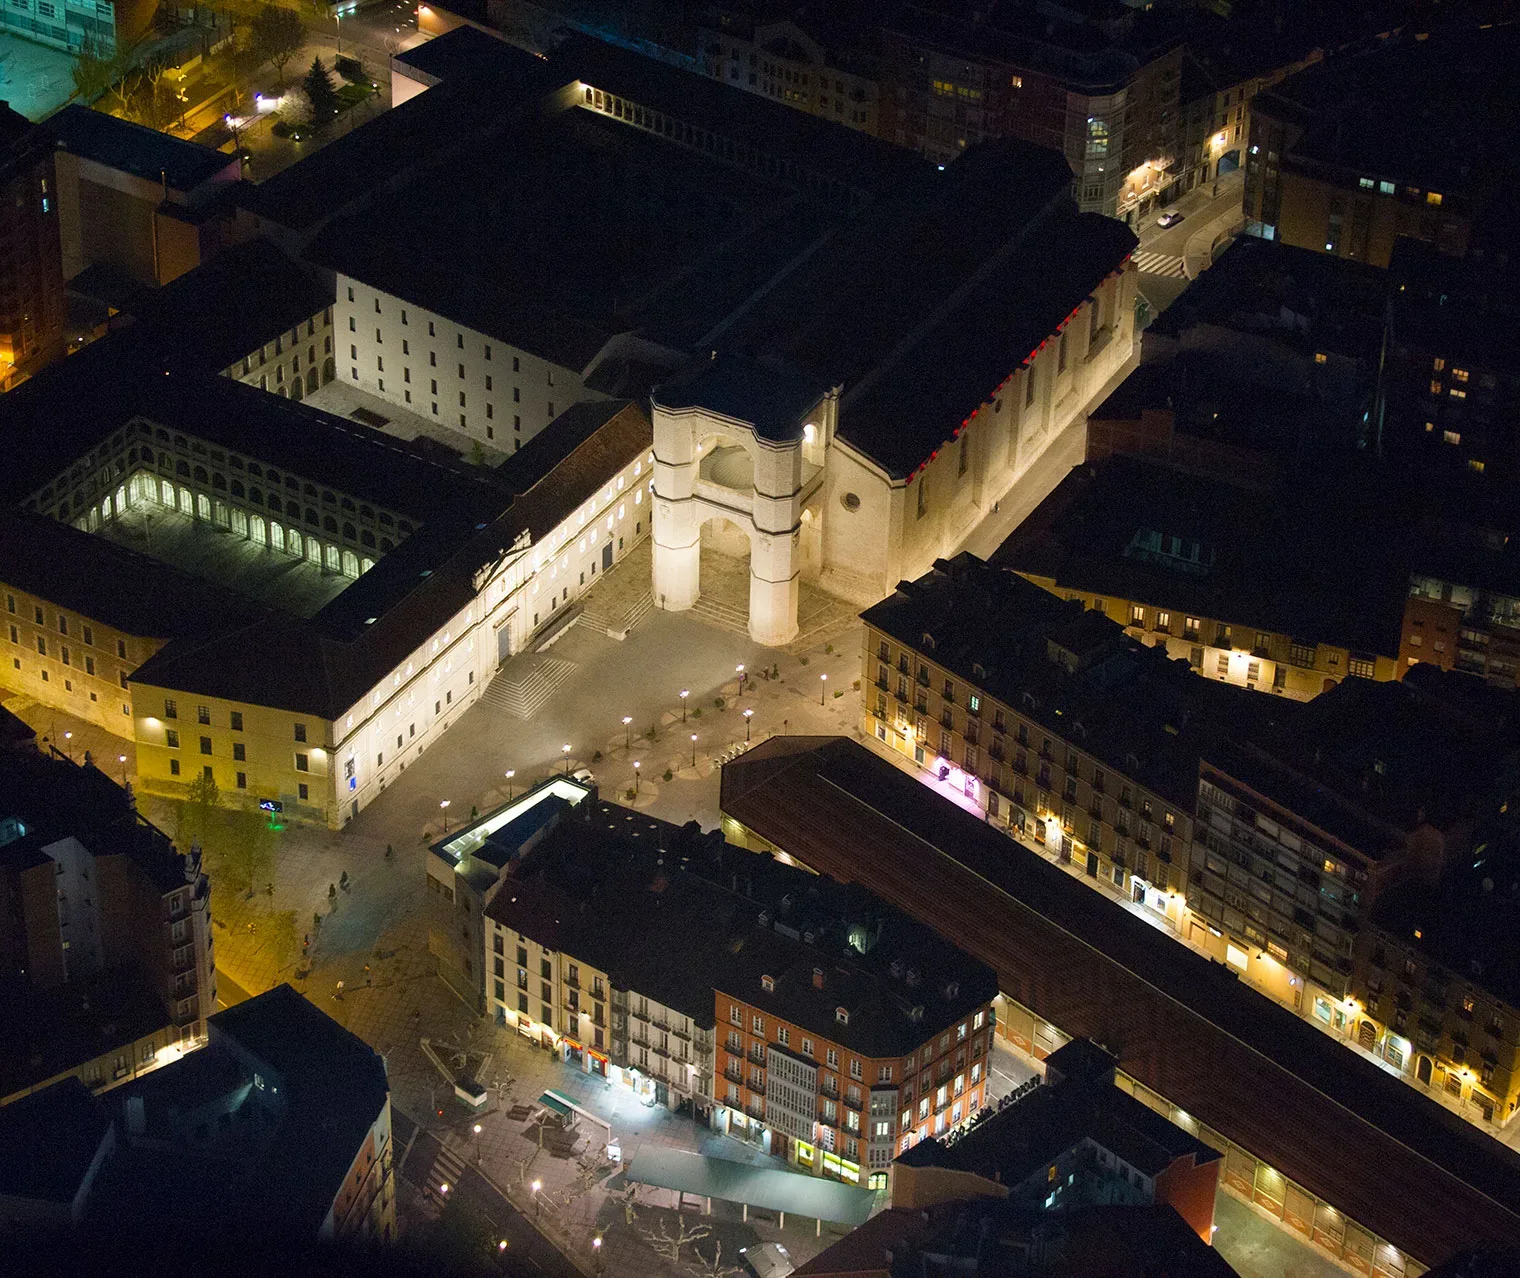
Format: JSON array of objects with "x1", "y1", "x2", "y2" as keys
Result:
[{"x1": 841, "y1": 492, "x2": 861, "y2": 511}]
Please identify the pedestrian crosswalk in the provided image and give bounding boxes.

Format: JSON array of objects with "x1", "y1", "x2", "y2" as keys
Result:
[
  {"x1": 426, "y1": 1141, "x2": 467, "y2": 1196},
  {"x1": 1133, "y1": 250, "x2": 1188, "y2": 278}
]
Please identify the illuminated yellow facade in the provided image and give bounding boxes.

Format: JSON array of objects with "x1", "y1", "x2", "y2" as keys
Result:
[
  {"x1": 1017, "y1": 574, "x2": 1401, "y2": 700},
  {"x1": 860, "y1": 620, "x2": 1191, "y2": 930}
]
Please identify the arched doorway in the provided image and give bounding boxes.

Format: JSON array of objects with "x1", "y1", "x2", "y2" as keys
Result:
[
  {"x1": 291, "y1": 379, "x2": 304, "y2": 403},
  {"x1": 1417, "y1": 1056, "x2": 1433, "y2": 1085},
  {"x1": 322, "y1": 357, "x2": 335, "y2": 384},
  {"x1": 650, "y1": 389, "x2": 822, "y2": 646},
  {"x1": 307, "y1": 369, "x2": 319, "y2": 393}
]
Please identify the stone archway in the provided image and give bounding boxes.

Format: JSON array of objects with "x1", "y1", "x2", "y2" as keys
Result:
[{"x1": 651, "y1": 404, "x2": 823, "y2": 646}]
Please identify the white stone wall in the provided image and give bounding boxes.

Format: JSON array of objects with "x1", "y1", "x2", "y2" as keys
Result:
[
  {"x1": 331, "y1": 446, "x2": 652, "y2": 822},
  {"x1": 821, "y1": 268, "x2": 1138, "y2": 606},
  {"x1": 335, "y1": 274, "x2": 598, "y2": 453}
]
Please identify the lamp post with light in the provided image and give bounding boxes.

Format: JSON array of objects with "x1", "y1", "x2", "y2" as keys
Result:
[
  {"x1": 505, "y1": 769, "x2": 515, "y2": 800},
  {"x1": 736, "y1": 663, "x2": 746, "y2": 694},
  {"x1": 622, "y1": 716, "x2": 633, "y2": 750},
  {"x1": 819, "y1": 673, "x2": 828, "y2": 705},
  {"x1": 473, "y1": 1121, "x2": 482, "y2": 1163},
  {"x1": 633, "y1": 760, "x2": 640, "y2": 795},
  {"x1": 592, "y1": 1235, "x2": 604, "y2": 1275},
  {"x1": 531, "y1": 1179, "x2": 542, "y2": 1219},
  {"x1": 119, "y1": 753, "x2": 128, "y2": 785},
  {"x1": 690, "y1": 733, "x2": 697, "y2": 768},
  {"x1": 744, "y1": 708, "x2": 754, "y2": 742},
  {"x1": 679, "y1": 689, "x2": 689, "y2": 722},
  {"x1": 439, "y1": 799, "x2": 451, "y2": 833},
  {"x1": 562, "y1": 744, "x2": 571, "y2": 775}
]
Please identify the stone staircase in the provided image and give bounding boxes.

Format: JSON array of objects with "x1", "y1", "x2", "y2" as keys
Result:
[
  {"x1": 480, "y1": 656, "x2": 578, "y2": 719},
  {"x1": 689, "y1": 592, "x2": 750, "y2": 636}
]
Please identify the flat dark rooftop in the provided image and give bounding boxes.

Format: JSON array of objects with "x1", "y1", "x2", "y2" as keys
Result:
[
  {"x1": 393, "y1": 23, "x2": 541, "y2": 83},
  {"x1": 52, "y1": 105, "x2": 237, "y2": 192},
  {"x1": 993, "y1": 453, "x2": 1412, "y2": 659},
  {"x1": 0, "y1": 1076, "x2": 109, "y2": 1205},
  {"x1": 721, "y1": 738, "x2": 1520, "y2": 1262},
  {"x1": 653, "y1": 355, "x2": 826, "y2": 443}
]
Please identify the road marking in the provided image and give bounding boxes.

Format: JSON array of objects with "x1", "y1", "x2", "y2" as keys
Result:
[{"x1": 1133, "y1": 249, "x2": 1188, "y2": 278}]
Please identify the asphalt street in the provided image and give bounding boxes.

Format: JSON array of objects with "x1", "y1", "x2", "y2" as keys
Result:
[{"x1": 395, "y1": 1108, "x2": 584, "y2": 1278}]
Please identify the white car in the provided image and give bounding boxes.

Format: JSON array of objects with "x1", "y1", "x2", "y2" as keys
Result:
[
  {"x1": 571, "y1": 767, "x2": 595, "y2": 785},
  {"x1": 1156, "y1": 211, "x2": 1184, "y2": 228}
]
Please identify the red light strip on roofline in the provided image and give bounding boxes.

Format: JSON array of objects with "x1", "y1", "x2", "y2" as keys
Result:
[{"x1": 905, "y1": 268, "x2": 1125, "y2": 479}]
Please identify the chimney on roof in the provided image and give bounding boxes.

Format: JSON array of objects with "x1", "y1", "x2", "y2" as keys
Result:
[{"x1": 813, "y1": 966, "x2": 825, "y2": 989}]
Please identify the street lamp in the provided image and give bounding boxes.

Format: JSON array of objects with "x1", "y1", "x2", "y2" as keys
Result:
[
  {"x1": 562, "y1": 743, "x2": 572, "y2": 775},
  {"x1": 439, "y1": 799, "x2": 451, "y2": 833},
  {"x1": 473, "y1": 1121, "x2": 482, "y2": 1163},
  {"x1": 531, "y1": 1178, "x2": 542, "y2": 1219},
  {"x1": 680, "y1": 688, "x2": 689, "y2": 722},
  {"x1": 744, "y1": 708, "x2": 754, "y2": 742},
  {"x1": 505, "y1": 769, "x2": 515, "y2": 800},
  {"x1": 593, "y1": 1235, "x2": 604, "y2": 1274},
  {"x1": 736, "y1": 663, "x2": 746, "y2": 694},
  {"x1": 622, "y1": 715, "x2": 633, "y2": 749},
  {"x1": 118, "y1": 753, "x2": 128, "y2": 785},
  {"x1": 63, "y1": 730, "x2": 72, "y2": 759},
  {"x1": 819, "y1": 673, "x2": 828, "y2": 705},
  {"x1": 690, "y1": 733, "x2": 698, "y2": 767},
  {"x1": 440, "y1": 1181, "x2": 450, "y2": 1195},
  {"x1": 633, "y1": 760, "x2": 640, "y2": 795}
]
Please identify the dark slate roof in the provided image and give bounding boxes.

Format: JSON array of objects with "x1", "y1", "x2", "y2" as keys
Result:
[
  {"x1": 0, "y1": 747, "x2": 189, "y2": 891},
  {"x1": 204, "y1": 985, "x2": 390, "y2": 1236},
  {"x1": 481, "y1": 799, "x2": 998, "y2": 1046},
  {"x1": 1256, "y1": 20, "x2": 1520, "y2": 198},
  {"x1": 124, "y1": 238, "x2": 332, "y2": 376},
  {"x1": 0, "y1": 966, "x2": 171, "y2": 1101},
  {"x1": 0, "y1": 1077, "x2": 109, "y2": 1205},
  {"x1": 861, "y1": 553, "x2": 1283, "y2": 813},
  {"x1": 51, "y1": 105, "x2": 237, "y2": 192},
  {"x1": 898, "y1": 1050, "x2": 1218, "y2": 1185},
  {"x1": 0, "y1": 508, "x2": 255, "y2": 640},
  {"x1": 653, "y1": 355, "x2": 826, "y2": 444},
  {"x1": 992, "y1": 454, "x2": 1412, "y2": 660},
  {"x1": 393, "y1": 23, "x2": 539, "y2": 83},
  {"x1": 718, "y1": 737, "x2": 1520, "y2": 1262}
]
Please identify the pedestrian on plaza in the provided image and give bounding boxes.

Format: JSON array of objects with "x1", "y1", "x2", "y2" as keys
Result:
[
  {"x1": 364, "y1": 963, "x2": 372, "y2": 987},
  {"x1": 328, "y1": 882, "x2": 337, "y2": 902}
]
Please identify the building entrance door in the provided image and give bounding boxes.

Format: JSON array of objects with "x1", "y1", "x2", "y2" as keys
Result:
[{"x1": 602, "y1": 540, "x2": 613, "y2": 570}]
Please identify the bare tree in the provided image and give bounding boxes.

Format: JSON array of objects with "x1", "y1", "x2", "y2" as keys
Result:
[
  {"x1": 687, "y1": 1237, "x2": 744, "y2": 1278},
  {"x1": 108, "y1": 67, "x2": 142, "y2": 119},
  {"x1": 636, "y1": 1213, "x2": 712, "y2": 1264}
]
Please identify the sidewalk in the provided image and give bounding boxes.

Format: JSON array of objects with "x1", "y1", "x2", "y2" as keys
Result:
[{"x1": 1184, "y1": 203, "x2": 1245, "y2": 279}]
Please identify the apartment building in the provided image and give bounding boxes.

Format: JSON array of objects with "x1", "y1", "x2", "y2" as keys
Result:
[
  {"x1": 332, "y1": 273, "x2": 597, "y2": 456},
  {"x1": 996, "y1": 454, "x2": 1415, "y2": 701},
  {"x1": 696, "y1": 14, "x2": 880, "y2": 135},
  {"x1": 875, "y1": 4, "x2": 1182, "y2": 221},
  {"x1": 438, "y1": 783, "x2": 719, "y2": 1108},
  {"x1": 1187, "y1": 672, "x2": 1512, "y2": 1021},
  {"x1": 1242, "y1": 22, "x2": 1514, "y2": 265},
  {"x1": 1357, "y1": 875, "x2": 1520, "y2": 1130},
  {"x1": 0, "y1": 105, "x2": 63, "y2": 388},
  {"x1": 0, "y1": 736, "x2": 214, "y2": 1105},
  {"x1": 715, "y1": 936, "x2": 995, "y2": 1189},
  {"x1": 718, "y1": 735, "x2": 1520, "y2": 1267},
  {"x1": 891, "y1": 1038, "x2": 1220, "y2": 1245},
  {"x1": 860, "y1": 555, "x2": 1260, "y2": 926},
  {"x1": 0, "y1": 985, "x2": 396, "y2": 1246}
]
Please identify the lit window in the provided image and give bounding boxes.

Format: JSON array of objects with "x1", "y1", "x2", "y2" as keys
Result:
[
  {"x1": 1314, "y1": 352, "x2": 1327, "y2": 365},
  {"x1": 1427, "y1": 191, "x2": 1442, "y2": 206},
  {"x1": 1451, "y1": 368, "x2": 1469, "y2": 383},
  {"x1": 1378, "y1": 180, "x2": 1395, "y2": 195},
  {"x1": 1469, "y1": 459, "x2": 1486, "y2": 474},
  {"x1": 1358, "y1": 177, "x2": 1373, "y2": 189},
  {"x1": 1443, "y1": 431, "x2": 1461, "y2": 445}
]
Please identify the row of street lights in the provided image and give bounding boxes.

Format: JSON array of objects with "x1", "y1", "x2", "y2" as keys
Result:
[{"x1": 439, "y1": 667, "x2": 780, "y2": 831}]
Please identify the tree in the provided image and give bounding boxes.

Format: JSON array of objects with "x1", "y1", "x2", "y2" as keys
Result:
[
  {"x1": 71, "y1": 39, "x2": 117, "y2": 103},
  {"x1": 138, "y1": 60, "x2": 178, "y2": 133},
  {"x1": 223, "y1": 805, "x2": 276, "y2": 899},
  {"x1": 180, "y1": 771, "x2": 222, "y2": 852},
  {"x1": 251, "y1": 4, "x2": 304, "y2": 88},
  {"x1": 107, "y1": 67, "x2": 142, "y2": 121},
  {"x1": 301, "y1": 56, "x2": 339, "y2": 127}
]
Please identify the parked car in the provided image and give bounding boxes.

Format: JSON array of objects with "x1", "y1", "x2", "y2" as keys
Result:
[
  {"x1": 571, "y1": 767, "x2": 595, "y2": 785},
  {"x1": 1156, "y1": 211, "x2": 1184, "y2": 228},
  {"x1": 739, "y1": 1242, "x2": 796, "y2": 1278}
]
